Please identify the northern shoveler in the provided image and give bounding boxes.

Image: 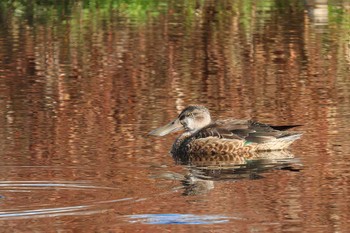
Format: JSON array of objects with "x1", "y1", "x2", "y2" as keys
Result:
[{"x1": 149, "y1": 106, "x2": 302, "y2": 156}]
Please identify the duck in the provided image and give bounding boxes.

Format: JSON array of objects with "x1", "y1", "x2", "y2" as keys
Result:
[{"x1": 149, "y1": 105, "x2": 302, "y2": 157}]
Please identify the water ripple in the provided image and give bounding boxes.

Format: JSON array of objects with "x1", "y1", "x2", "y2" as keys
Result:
[
  {"x1": 0, "y1": 205, "x2": 91, "y2": 218},
  {"x1": 127, "y1": 213, "x2": 235, "y2": 225},
  {"x1": 0, "y1": 181, "x2": 135, "y2": 220},
  {"x1": 0, "y1": 181, "x2": 118, "y2": 190}
]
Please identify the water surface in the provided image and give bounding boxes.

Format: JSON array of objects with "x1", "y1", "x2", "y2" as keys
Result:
[{"x1": 0, "y1": 0, "x2": 350, "y2": 232}]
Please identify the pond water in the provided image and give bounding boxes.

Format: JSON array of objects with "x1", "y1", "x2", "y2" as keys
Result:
[{"x1": 0, "y1": 0, "x2": 350, "y2": 232}]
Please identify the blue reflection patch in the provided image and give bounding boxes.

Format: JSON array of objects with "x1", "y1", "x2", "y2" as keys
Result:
[{"x1": 128, "y1": 213, "x2": 230, "y2": 224}]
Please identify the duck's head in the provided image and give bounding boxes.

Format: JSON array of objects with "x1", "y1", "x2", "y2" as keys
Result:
[{"x1": 149, "y1": 105, "x2": 212, "y2": 136}]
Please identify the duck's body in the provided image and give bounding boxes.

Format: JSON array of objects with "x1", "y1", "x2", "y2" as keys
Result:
[
  {"x1": 170, "y1": 118, "x2": 301, "y2": 156},
  {"x1": 149, "y1": 106, "x2": 302, "y2": 157}
]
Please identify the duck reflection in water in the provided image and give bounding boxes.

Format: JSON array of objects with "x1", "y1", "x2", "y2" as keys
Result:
[
  {"x1": 180, "y1": 150, "x2": 302, "y2": 195},
  {"x1": 149, "y1": 106, "x2": 303, "y2": 195}
]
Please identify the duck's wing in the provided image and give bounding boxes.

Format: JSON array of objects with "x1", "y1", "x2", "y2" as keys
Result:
[
  {"x1": 193, "y1": 119, "x2": 248, "y2": 140},
  {"x1": 195, "y1": 119, "x2": 301, "y2": 143}
]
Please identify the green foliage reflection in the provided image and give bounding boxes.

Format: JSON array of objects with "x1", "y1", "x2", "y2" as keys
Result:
[{"x1": 0, "y1": 0, "x2": 167, "y2": 23}]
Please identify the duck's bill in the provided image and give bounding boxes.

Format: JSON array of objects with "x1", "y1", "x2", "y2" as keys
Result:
[{"x1": 149, "y1": 119, "x2": 183, "y2": 136}]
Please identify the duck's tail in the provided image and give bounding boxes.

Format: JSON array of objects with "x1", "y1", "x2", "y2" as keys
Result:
[{"x1": 270, "y1": 125, "x2": 302, "y2": 131}]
